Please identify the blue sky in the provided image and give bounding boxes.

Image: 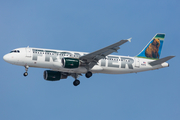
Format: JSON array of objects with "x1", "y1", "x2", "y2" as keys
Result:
[{"x1": 0, "y1": 0, "x2": 179, "y2": 120}]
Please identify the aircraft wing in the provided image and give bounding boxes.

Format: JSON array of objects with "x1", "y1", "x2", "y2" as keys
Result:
[{"x1": 79, "y1": 38, "x2": 131, "y2": 69}]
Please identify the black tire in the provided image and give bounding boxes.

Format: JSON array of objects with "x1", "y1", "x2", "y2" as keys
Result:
[
  {"x1": 73, "y1": 80, "x2": 80, "y2": 86},
  {"x1": 85, "y1": 71, "x2": 92, "y2": 78},
  {"x1": 23, "y1": 72, "x2": 28, "y2": 76}
]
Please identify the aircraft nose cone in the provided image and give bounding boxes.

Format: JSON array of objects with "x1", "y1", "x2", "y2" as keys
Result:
[
  {"x1": 3, "y1": 54, "x2": 7, "y2": 61},
  {"x1": 3, "y1": 54, "x2": 10, "y2": 62}
]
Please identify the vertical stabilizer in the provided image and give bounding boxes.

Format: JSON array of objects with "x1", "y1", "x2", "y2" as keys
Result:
[{"x1": 137, "y1": 33, "x2": 165, "y2": 59}]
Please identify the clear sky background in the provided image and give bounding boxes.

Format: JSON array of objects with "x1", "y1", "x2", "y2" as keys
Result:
[{"x1": 0, "y1": 0, "x2": 179, "y2": 120}]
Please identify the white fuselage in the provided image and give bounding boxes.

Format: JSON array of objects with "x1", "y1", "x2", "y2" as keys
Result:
[{"x1": 3, "y1": 47, "x2": 169, "y2": 74}]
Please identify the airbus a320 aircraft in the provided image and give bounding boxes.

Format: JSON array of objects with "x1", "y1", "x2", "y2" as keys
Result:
[{"x1": 3, "y1": 33, "x2": 174, "y2": 86}]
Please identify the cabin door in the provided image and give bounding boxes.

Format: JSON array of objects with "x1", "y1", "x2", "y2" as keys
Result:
[{"x1": 26, "y1": 47, "x2": 31, "y2": 57}]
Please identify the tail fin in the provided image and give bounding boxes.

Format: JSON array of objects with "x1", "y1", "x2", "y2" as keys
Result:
[{"x1": 136, "y1": 33, "x2": 165, "y2": 60}]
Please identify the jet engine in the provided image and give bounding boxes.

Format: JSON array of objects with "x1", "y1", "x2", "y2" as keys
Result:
[
  {"x1": 62, "y1": 58, "x2": 80, "y2": 68},
  {"x1": 43, "y1": 70, "x2": 68, "y2": 81}
]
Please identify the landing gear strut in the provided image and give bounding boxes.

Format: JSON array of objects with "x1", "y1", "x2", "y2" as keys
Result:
[
  {"x1": 85, "y1": 71, "x2": 92, "y2": 78},
  {"x1": 23, "y1": 65, "x2": 29, "y2": 77}
]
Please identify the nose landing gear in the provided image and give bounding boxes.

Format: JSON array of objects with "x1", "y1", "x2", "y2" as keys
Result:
[
  {"x1": 23, "y1": 72, "x2": 28, "y2": 76},
  {"x1": 23, "y1": 65, "x2": 29, "y2": 76}
]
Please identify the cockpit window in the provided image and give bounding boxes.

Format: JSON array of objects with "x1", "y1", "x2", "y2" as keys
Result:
[{"x1": 10, "y1": 50, "x2": 20, "y2": 53}]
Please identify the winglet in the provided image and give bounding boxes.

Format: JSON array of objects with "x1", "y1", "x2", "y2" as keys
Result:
[{"x1": 127, "y1": 38, "x2": 132, "y2": 42}]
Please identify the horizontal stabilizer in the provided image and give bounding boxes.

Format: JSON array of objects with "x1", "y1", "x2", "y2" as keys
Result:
[{"x1": 149, "y1": 56, "x2": 175, "y2": 66}]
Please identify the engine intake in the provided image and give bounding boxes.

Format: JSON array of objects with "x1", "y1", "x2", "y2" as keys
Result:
[
  {"x1": 62, "y1": 58, "x2": 80, "y2": 68},
  {"x1": 43, "y1": 70, "x2": 67, "y2": 81}
]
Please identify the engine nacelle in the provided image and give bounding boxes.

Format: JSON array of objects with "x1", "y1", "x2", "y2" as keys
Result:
[
  {"x1": 62, "y1": 58, "x2": 80, "y2": 69},
  {"x1": 43, "y1": 70, "x2": 68, "y2": 81}
]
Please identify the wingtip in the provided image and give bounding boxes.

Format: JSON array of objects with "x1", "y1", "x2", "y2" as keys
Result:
[
  {"x1": 127, "y1": 38, "x2": 132, "y2": 42},
  {"x1": 168, "y1": 55, "x2": 175, "y2": 59}
]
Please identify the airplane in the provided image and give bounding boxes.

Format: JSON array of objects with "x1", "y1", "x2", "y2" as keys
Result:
[{"x1": 3, "y1": 33, "x2": 175, "y2": 86}]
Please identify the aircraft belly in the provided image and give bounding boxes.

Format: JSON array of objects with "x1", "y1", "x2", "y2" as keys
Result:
[
  {"x1": 29, "y1": 62, "x2": 53, "y2": 68},
  {"x1": 100, "y1": 67, "x2": 134, "y2": 74},
  {"x1": 52, "y1": 67, "x2": 87, "y2": 73},
  {"x1": 91, "y1": 65, "x2": 103, "y2": 73}
]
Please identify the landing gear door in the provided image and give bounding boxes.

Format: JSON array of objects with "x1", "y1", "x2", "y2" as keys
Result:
[
  {"x1": 135, "y1": 58, "x2": 140, "y2": 68},
  {"x1": 26, "y1": 47, "x2": 31, "y2": 57}
]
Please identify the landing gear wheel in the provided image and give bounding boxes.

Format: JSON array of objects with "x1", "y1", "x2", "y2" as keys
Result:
[
  {"x1": 85, "y1": 71, "x2": 92, "y2": 78},
  {"x1": 23, "y1": 72, "x2": 28, "y2": 76},
  {"x1": 73, "y1": 80, "x2": 80, "y2": 86}
]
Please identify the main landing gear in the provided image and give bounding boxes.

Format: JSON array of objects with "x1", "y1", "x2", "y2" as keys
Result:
[
  {"x1": 71, "y1": 73, "x2": 81, "y2": 86},
  {"x1": 23, "y1": 65, "x2": 29, "y2": 77},
  {"x1": 72, "y1": 71, "x2": 92, "y2": 86},
  {"x1": 73, "y1": 79, "x2": 80, "y2": 86},
  {"x1": 85, "y1": 71, "x2": 92, "y2": 78}
]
